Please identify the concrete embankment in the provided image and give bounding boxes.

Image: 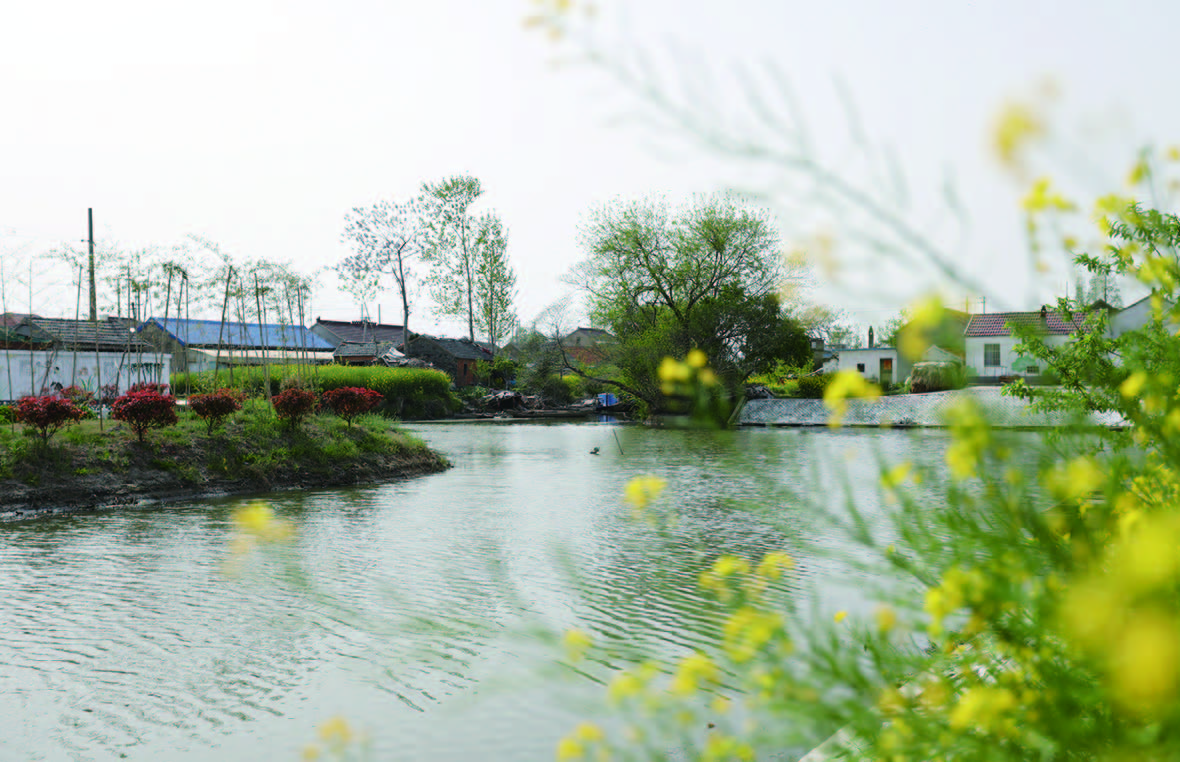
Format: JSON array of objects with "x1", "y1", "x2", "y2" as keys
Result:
[{"x1": 740, "y1": 387, "x2": 1126, "y2": 428}]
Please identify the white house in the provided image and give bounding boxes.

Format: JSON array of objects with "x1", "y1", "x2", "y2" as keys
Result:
[
  {"x1": 836, "y1": 346, "x2": 909, "y2": 386},
  {"x1": 1108, "y1": 294, "x2": 1173, "y2": 339},
  {"x1": 964, "y1": 310, "x2": 1079, "y2": 377}
]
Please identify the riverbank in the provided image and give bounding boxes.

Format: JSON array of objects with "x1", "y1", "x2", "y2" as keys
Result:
[
  {"x1": 0, "y1": 413, "x2": 450, "y2": 520},
  {"x1": 740, "y1": 386, "x2": 1127, "y2": 428}
]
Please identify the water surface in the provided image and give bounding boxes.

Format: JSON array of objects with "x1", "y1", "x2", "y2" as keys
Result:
[{"x1": 0, "y1": 423, "x2": 951, "y2": 761}]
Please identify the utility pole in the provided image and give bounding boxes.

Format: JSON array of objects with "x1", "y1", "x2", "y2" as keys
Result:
[{"x1": 88, "y1": 208, "x2": 97, "y2": 322}]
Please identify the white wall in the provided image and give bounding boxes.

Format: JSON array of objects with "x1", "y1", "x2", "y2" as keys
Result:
[
  {"x1": 965, "y1": 335, "x2": 1070, "y2": 377},
  {"x1": 0, "y1": 349, "x2": 172, "y2": 401},
  {"x1": 836, "y1": 347, "x2": 911, "y2": 384},
  {"x1": 1110, "y1": 298, "x2": 1158, "y2": 338}
]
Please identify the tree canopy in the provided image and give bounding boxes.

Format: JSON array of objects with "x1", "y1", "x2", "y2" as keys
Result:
[{"x1": 567, "y1": 194, "x2": 811, "y2": 408}]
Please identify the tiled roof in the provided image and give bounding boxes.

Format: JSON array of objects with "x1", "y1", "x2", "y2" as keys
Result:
[
  {"x1": 334, "y1": 340, "x2": 402, "y2": 358},
  {"x1": 424, "y1": 336, "x2": 494, "y2": 361},
  {"x1": 965, "y1": 311, "x2": 1081, "y2": 337},
  {"x1": 143, "y1": 318, "x2": 334, "y2": 350},
  {"x1": 26, "y1": 317, "x2": 156, "y2": 351},
  {"x1": 314, "y1": 319, "x2": 405, "y2": 347}
]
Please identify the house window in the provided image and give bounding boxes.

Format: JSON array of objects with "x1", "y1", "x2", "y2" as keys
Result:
[
  {"x1": 984, "y1": 344, "x2": 1001, "y2": 367},
  {"x1": 856, "y1": 363, "x2": 865, "y2": 372},
  {"x1": 1026, "y1": 365, "x2": 1040, "y2": 375}
]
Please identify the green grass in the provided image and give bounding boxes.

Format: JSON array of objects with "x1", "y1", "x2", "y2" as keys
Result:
[
  {"x1": 0, "y1": 405, "x2": 445, "y2": 493},
  {"x1": 171, "y1": 365, "x2": 462, "y2": 419}
]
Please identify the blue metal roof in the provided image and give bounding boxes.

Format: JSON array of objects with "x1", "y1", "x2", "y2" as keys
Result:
[{"x1": 142, "y1": 318, "x2": 335, "y2": 350}]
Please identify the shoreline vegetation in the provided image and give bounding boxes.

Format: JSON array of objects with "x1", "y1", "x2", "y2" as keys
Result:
[{"x1": 0, "y1": 402, "x2": 450, "y2": 521}]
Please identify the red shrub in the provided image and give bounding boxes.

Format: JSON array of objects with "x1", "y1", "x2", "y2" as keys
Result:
[
  {"x1": 128, "y1": 381, "x2": 170, "y2": 395},
  {"x1": 320, "y1": 387, "x2": 384, "y2": 427},
  {"x1": 15, "y1": 395, "x2": 87, "y2": 443},
  {"x1": 60, "y1": 385, "x2": 95, "y2": 407},
  {"x1": 188, "y1": 388, "x2": 246, "y2": 434},
  {"x1": 98, "y1": 383, "x2": 120, "y2": 407},
  {"x1": 111, "y1": 390, "x2": 178, "y2": 442},
  {"x1": 272, "y1": 388, "x2": 317, "y2": 429}
]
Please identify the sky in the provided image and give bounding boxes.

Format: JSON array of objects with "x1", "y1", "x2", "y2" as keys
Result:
[{"x1": 3, "y1": 0, "x2": 1179, "y2": 340}]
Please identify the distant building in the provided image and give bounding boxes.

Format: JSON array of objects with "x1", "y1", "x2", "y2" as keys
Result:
[
  {"x1": 311, "y1": 318, "x2": 407, "y2": 351},
  {"x1": 403, "y1": 336, "x2": 493, "y2": 386},
  {"x1": 137, "y1": 318, "x2": 335, "y2": 374},
  {"x1": 964, "y1": 309, "x2": 1081, "y2": 377},
  {"x1": 0, "y1": 316, "x2": 170, "y2": 400},
  {"x1": 562, "y1": 327, "x2": 616, "y2": 364},
  {"x1": 333, "y1": 340, "x2": 404, "y2": 366},
  {"x1": 836, "y1": 346, "x2": 908, "y2": 386}
]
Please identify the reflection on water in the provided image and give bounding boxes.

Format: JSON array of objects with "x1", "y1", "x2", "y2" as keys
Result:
[{"x1": 0, "y1": 423, "x2": 954, "y2": 761}]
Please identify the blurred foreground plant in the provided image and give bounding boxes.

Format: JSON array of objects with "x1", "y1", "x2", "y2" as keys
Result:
[{"x1": 556, "y1": 203, "x2": 1180, "y2": 760}]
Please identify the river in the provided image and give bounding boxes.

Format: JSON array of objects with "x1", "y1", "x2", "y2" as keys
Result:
[{"x1": 0, "y1": 422, "x2": 954, "y2": 761}]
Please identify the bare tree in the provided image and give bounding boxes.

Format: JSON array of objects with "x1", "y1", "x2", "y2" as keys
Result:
[{"x1": 340, "y1": 195, "x2": 428, "y2": 355}]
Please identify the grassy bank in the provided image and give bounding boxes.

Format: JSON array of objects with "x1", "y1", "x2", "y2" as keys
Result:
[
  {"x1": 171, "y1": 365, "x2": 462, "y2": 419},
  {"x1": 0, "y1": 401, "x2": 450, "y2": 517}
]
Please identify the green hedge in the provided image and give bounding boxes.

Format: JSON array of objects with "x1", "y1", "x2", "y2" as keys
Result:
[
  {"x1": 795, "y1": 373, "x2": 834, "y2": 398},
  {"x1": 172, "y1": 365, "x2": 460, "y2": 419}
]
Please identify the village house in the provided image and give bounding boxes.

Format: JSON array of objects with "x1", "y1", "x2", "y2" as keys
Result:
[
  {"x1": 332, "y1": 340, "x2": 405, "y2": 366},
  {"x1": 963, "y1": 308, "x2": 1081, "y2": 377},
  {"x1": 562, "y1": 327, "x2": 616, "y2": 364},
  {"x1": 311, "y1": 318, "x2": 407, "y2": 352},
  {"x1": 832, "y1": 309, "x2": 968, "y2": 384},
  {"x1": 136, "y1": 317, "x2": 335, "y2": 374},
  {"x1": 403, "y1": 335, "x2": 493, "y2": 387},
  {"x1": 0, "y1": 315, "x2": 171, "y2": 401}
]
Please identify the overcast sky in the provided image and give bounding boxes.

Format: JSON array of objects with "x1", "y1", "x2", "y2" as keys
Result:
[{"x1": 2, "y1": 1, "x2": 1178, "y2": 338}]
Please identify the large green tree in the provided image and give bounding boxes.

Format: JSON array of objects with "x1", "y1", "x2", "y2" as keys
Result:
[
  {"x1": 568, "y1": 194, "x2": 811, "y2": 408},
  {"x1": 472, "y1": 214, "x2": 517, "y2": 348},
  {"x1": 421, "y1": 175, "x2": 484, "y2": 342},
  {"x1": 421, "y1": 175, "x2": 517, "y2": 345}
]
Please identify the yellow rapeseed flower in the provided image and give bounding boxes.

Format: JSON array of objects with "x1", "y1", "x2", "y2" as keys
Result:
[
  {"x1": 823, "y1": 370, "x2": 882, "y2": 428},
  {"x1": 624, "y1": 475, "x2": 666, "y2": 510},
  {"x1": 556, "y1": 736, "x2": 585, "y2": 761},
  {"x1": 880, "y1": 461, "x2": 912, "y2": 490},
  {"x1": 1021, "y1": 177, "x2": 1075, "y2": 213},
  {"x1": 1112, "y1": 611, "x2": 1180, "y2": 711},
  {"x1": 563, "y1": 629, "x2": 592, "y2": 662},
  {"x1": 572, "y1": 722, "x2": 604, "y2": 743},
  {"x1": 658, "y1": 357, "x2": 691, "y2": 384},
  {"x1": 1111, "y1": 514, "x2": 1180, "y2": 592},
  {"x1": 992, "y1": 101, "x2": 1044, "y2": 168},
  {"x1": 1120, "y1": 371, "x2": 1147, "y2": 399},
  {"x1": 754, "y1": 552, "x2": 794, "y2": 579},
  {"x1": 1060, "y1": 580, "x2": 1123, "y2": 651},
  {"x1": 607, "y1": 672, "x2": 643, "y2": 705},
  {"x1": 671, "y1": 652, "x2": 719, "y2": 695},
  {"x1": 1042, "y1": 456, "x2": 1104, "y2": 502},
  {"x1": 231, "y1": 502, "x2": 294, "y2": 542},
  {"x1": 712, "y1": 555, "x2": 751, "y2": 577},
  {"x1": 948, "y1": 687, "x2": 1017, "y2": 732},
  {"x1": 723, "y1": 607, "x2": 786, "y2": 663},
  {"x1": 686, "y1": 349, "x2": 708, "y2": 368},
  {"x1": 1126, "y1": 158, "x2": 1150, "y2": 187},
  {"x1": 875, "y1": 605, "x2": 897, "y2": 634},
  {"x1": 834, "y1": 610, "x2": 848, "y2": 624},
  {"x1": 318, "y1": 716, "x2": 353, "y2": 747}
]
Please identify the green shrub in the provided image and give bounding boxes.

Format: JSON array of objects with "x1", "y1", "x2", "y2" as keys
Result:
[
  {"x1": 794, "y1": 373, "x2": 834, "y2": 398},
  {"x1": 175, "y1": 365, "x2": 458, "y2": 418}
]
